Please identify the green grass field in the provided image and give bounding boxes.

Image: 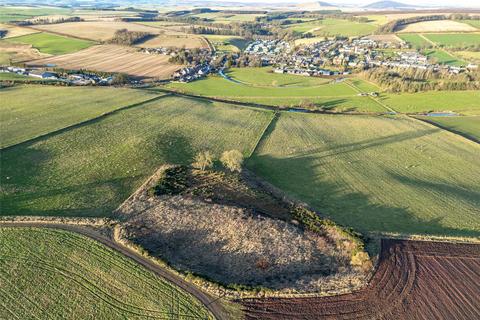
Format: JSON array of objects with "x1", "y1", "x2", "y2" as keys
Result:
[
  {"x1": 5, "y1": 32, "x2": 94, "y2": 55},
  {"x1": 191, "y1": 12, "x2": 264, "y2": 23},
  {"x1": 167, "y1": 76, "x2": 386, "y2": 112},
  {"x1": 0, "y1": 95, "x2": 273, "y2": 217},
  {"x1": 286, "y1": 18, "x2": 377, "y2": 37},
  {"x1": 460, "y1": 20, "x2": 480, "y2": 29},
  {"x1": 380, "y1": 90, "x2": 480, "y2": 115},
  {"x1": 424, "y1": 49, "x2": 465, "y2": 66},
  {"x1": 0, "y1": 227, "x2": 212, "y2": 319},
  {"x1": 226, "y1": 67, "x2": 331, "y2": 87},
  {"x1": 248, "y1": 112, "x2": 480, "y2": 237},
  {"x1": 0, "y1": 6, "x2": 71, "y2": 22},
  {"x1": 203, "y1": 35, "x2": 249, "y2": 52},
  {"x1": 415, "y1": 116, "x2": 480, "y2": 142},
  {"x1": 397, "y1": 33, "x2": 431, "y2": 49},
  {"x1": 0, "y1": 85, "x2": 161, "y2": 148},
  {"x1": 0, "y1": 72, "x2": 44, "y2": 81},
  {"x1": 422, "y1": 33, "x2": 480, "y2": 47}
]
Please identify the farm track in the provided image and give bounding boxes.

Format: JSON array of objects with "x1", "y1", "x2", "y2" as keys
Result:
[
  {"x1": 0, "y1": 93, "x2": 170, "y2": 152},
  {"x1": 0, "y1": 222, "x2": 229, "y2": 320},
  {"x1": 240, "y1": 239, "x2": 480, "y2": 319}
]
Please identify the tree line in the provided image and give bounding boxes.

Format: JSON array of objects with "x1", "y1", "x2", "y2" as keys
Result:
[
  {"x1": 107, "y1": 29, "x2": 154, "y2": 46},
  {"x1": 360, "y1": 67, "x2": 480, "y2": 93}
]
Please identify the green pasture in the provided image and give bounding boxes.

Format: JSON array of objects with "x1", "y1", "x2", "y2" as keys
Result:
[
  {"x1": 397, "y1": 33, "x2": 431, "y2": 49},
  {"x1": 423, "y1": 33, "x2": 480, "y2": 47},
  {"x1": 5, "y1": 32, "x2": 94, "y2": 55},
  {"x1": 0, "y1": 85, "x2": 160, "y2": 148},
  {"x1": 0, "y1": 6, "x2": 71, "y2": 22},
  {"x1": 424, "y1": 49, "x2": 465, "y2": 66},
  {"x1": 167, "y1": 75, "x2": 386, "y2": 112},
  {"x1": 415, "y1": 115, "x2": 480, "y2": 142},
  {"x1": 381, "y1": 90, "x2": 480, "y2": 115},
  {"x1": 191, "y1": 12, "x2": 264, "y2": 23},
  {"x1": 248, "y1": 112, "x2": 480, "y2": 237},
  {"x1": 459, "y1": 20, "x2": 480, "y2": 29},
  {"x1": 203, "y1": 35, "x2": 250, "y2": 52},
  {"x1": 0, "y1": 95, "x2": 273, "y2": 217},
  {"x1": 226, "y1": 67, "x2": 331, "y2": 87},
  {"x1": 0, "y1": 227, "x2": 213, "y2": 319}
]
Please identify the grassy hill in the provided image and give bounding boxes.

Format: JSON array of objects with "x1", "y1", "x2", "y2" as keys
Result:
[
  {"x1": 0, "y1": 227, "x2": 212, "y2": 319},
  {"x1": 0, "y1": 85, "x2": 161, "y2": 148},
  {"x1": 248, "y1": 112, "x2": 480, "y2": 237},
  {"x1": 1, "y1": 95, "x2": 273, "y2": 217}
]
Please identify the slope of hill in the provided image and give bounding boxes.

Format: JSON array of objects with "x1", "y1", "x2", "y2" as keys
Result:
[{"x1": 363, "y1": 1, "x2": 417, "y2": 9}]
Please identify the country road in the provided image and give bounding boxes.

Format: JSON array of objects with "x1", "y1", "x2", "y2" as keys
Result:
[{"x1": 0, "y1": 222, "x2": 230, "y2": 320}]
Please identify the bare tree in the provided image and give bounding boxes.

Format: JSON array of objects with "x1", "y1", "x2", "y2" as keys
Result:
[
  {"x1": 192, "y1": 151, "x2": 214, "y2": 171},
  {"x1": 220, "y1": 150, "x2": 244, "y2": 172}
]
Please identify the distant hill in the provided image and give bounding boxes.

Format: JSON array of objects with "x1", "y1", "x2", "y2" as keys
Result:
[
  {"x1": 297, "y1": 1, "x2": 338, "y2": 10},
  {"x1": 363, "y1": 1, "x2": 417, "y2": 9}
]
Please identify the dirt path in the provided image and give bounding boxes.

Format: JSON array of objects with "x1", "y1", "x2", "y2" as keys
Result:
[{"x1": 0, "y1": 222, "x2": 230, "y2": 320}]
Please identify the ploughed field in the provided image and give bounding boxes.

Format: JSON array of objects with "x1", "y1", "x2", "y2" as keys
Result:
[
  {"x1": 241, "y1": 239, "x2": 480, "y2": 320},
  {"x1": 1, "y1": 95, "x2": 273, "y2": 217},
  {"x1": 0, "y1": 227, "x2": 212, "y2": 319},
  {"x1": 27, "y1": 45, "x2": 182, "y2": 79},
  {"x1": 248, "y1": 112, "x2": 480, "y2": 237}
]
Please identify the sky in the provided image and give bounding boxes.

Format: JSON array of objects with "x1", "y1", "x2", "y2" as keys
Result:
[{"x1": 215, "y1": 0, "x2": 480, "y2": 8}]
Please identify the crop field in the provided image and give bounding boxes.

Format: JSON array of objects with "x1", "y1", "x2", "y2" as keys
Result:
[
  {"x1": 397, "y1": 33, "x2": 431, "y2": 48},
  {"x1": 0, "y1": 95, "x2": 273, "y2": 217},
  {"x1": 27, "y1": 45, "x2": 182, "y2": 79},
  {"x1": 424, "y1": 49, "x2": 465, "y2": 66},
  {"x1": 286, "y1": 19, "x2": 377, "y2": 37},
  {"x1": 415, "y1": 116, "x2": 480, "y2": 142},
  {"x1": 248, "y1": 112, "x2": 480, "y2": 236},
  {"x1": 0, "y1": 85, "x2": 160, "y2": 148},
  {"x1": 242, "y1": 239, "x2": 480, "y2": 319},
  {"x1": 33, "y1": 21, "x2": 164, "y2": 41},
  {"x1": 167, "y1": 76, "x2": 386, "y2": 112},
  {"x1": 0, "y1": 23, "x2": 38, "y2": 38},
  {"x1": 190, "y1": 12, "x2": 265, "y2": 23},
  {"x1": 461, "y1": 19, "x2": 480, "y2": 29},
  {"x1": 5, "y1": 32, "x2": 94, "y2": 55},
  {"x1": 398, "y1": 20, "x2": 478, "y2": 33},
  {"x1": 422, "y1": 33, "x2": 480, "y2": 47},
  {"x1": 0, "y1": 227, "x2": 212, "y2": 319},
  {"x1": 226, "y1": 67, "x2": 331, "y2": 87},
  {"x1": 380, "y1": 90, "x2": 480, "y2": 115},
  {"x1": 137, "y1": 34, "x2": 209, "y2": 49}
]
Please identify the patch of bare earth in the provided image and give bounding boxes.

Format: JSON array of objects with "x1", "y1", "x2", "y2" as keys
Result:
[
  {"x1": 0, "y1": 42, "x2": 50, "y2": 63},
  {"x1": 115, "y1": 167, "x2": 368, "y2": 293}
]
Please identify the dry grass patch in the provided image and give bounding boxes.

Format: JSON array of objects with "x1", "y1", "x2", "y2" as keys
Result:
[
  {"x1": 0, "y1": 23, "x2": 39, "y2": 38},
  {"x1": 0, "y1": 41, "x2": 50, "y2": 63},
  {"x1": 365, "y1": 34, "x2": 403, "y2": 43},
  {"x1": 137, "y1": 34, "x2": 209, "y2": 49},
  {"x1": 27, "y1": 44, "x2": 181, "y2": 79},
  {"x1": 33, "y1": 21, "x2": 164, "y2": 41},
  {"x1": 398, "y1": 20, "x2": 478, "y2": 33},
  {"x1": 116, "y1": 167, "x2": 368, "y2": 293}
]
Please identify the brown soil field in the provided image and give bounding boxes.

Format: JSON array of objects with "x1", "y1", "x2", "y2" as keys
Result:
[
  {"x1": 116, "y1": 167, "x2": 369, "y2": 293},
  {"x1": 26, "y1": 44, "x2": 181, "y2": 79},
  {"x1": 0, "y1": 23, "x2": 39, "y2": 38},
  {"x1": 136, "y1": 34, "x2": 209, "y2": 49},
  {"x1": 241, "y1": 239, "x2": 480, "y2": 319},
  {"x1": 32, "y1": 21, "x2": 165, "y2": 41},
  {"x1": 398, "y1": 20, "x2": 478, "y2": 33},
  {"x1": 0, "y1": 41, "x2": 50, "y2": 63}
]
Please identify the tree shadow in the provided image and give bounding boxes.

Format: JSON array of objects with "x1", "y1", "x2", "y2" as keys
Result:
[{"x1": 247, "y1": 151, "x2": 480, "y2": 238}]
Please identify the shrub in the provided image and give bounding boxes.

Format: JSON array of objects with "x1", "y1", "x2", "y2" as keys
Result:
[
  {"x1": 220, "y1": 150, "x2": 243, "y2": 172},
  {"x1": 192, "y1": 151, "x2": 214, "y2": 171},
  {"x1": 350, "y1": 251, "x2": 373, "y2": 272},
  {"x1": 149, "y1": 166, "x2": 189, "y2": 196}
]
